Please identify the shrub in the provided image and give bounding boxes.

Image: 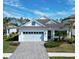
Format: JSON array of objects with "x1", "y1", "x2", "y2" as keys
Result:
[
  {"x1": 6, "y1": 32, "x2": 18, "y2": 41},
  {"x1": 6, "y1": 35, "x2": 18, "y2": 41},
  {"x1": 54, "y1": 38, "x2": 59, "y2": 41},
  {"x1": 9, "y1": 41, "x2": 20, "y2": 46},
  {"x1": 44, "y1": 41, "x2": 62, "y2": 48},
  {"x1": 67, "y1": 37, "x2": 75, "y2": 44}
]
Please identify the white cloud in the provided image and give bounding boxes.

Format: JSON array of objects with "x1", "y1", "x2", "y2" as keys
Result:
[
  {"x1": 68, "y1": 0, "x2": 75, "y2": 5},
  {"x1": 4, "y1": 0, "x2": 75, "y2": 19},
  {"x1": 72, "y1": 7, "x2": 75, "y2": 11},
  {"x1": 3, "y1": 0, "x2": 50, "y2": 16},
  {"x1": 56, "y1": 11, "x2": 67, "y2": 16},
  {"x1": 3, "y1": 10, "x2": 24, "y2": 18},
  {"x1": 4, "y1": 0, "x2": 21, "y2": 7},
  {"x1": 30, "y1": 10, "x2": 47, "y2": 16},
  {"x1": 3, "y1": 11, "x2": 12, "y2": 17}
]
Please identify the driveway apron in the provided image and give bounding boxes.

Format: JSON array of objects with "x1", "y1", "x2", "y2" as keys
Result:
[{"x1": 9, "y1": 42, "x2": 50, "y2": 59}]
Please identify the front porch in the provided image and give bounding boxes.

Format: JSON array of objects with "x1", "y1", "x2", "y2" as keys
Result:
[{"x1": 47, "y1": 30, "x2": 69, "y2": 41}]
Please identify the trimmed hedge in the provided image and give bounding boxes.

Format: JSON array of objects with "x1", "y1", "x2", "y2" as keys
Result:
[
  {"x1": 9, "y1": 41, "x2": 20, "y2": 46},
  {"x1": 44, "y1": 41, "x2": 62, "y2": 48},
  {"x1": 6, "y1": 35, "x2": 18, "y2": 41}
]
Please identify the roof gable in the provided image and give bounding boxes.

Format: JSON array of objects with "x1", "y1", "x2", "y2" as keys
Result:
[
  {"x1": 45, "y1": 20, "x2": 57, "y2": 25},
  {"x1": 36, "y1": 16, "x2": 50, "y2": 25},
  {"x1": 21, "y1": 20, "x2": 45, "y2": 27}
]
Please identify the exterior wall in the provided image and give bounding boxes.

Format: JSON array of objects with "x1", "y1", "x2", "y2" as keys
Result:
[
  {"x1": 72, "y1": 29, "x2": 75, "y2": 36},
  {"x1": 19, "y1": 29, "x2": 48, "y2": 42},
  {"x1": 7, "y1": 28, "x2": 17, "y2": 36},
  {"x1": 9, "y1": 29, "x2": 17, "y2": 34}
]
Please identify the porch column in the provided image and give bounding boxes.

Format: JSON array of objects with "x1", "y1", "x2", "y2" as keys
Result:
[
  {"x1": 51, "y1": 30, "x2": 55, "y2": 40},
  {"x1": 7, "y1": 29, "x2": 9, "y2": 36},
  {"x1": 53, "y1": 30, "x2": 55, "y2": 40},
  {"x1": 67, "y1": 30, "x2": 71, "y2": 38}
]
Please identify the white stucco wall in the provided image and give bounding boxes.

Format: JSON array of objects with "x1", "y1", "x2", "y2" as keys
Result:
[
  {"x1": 7, "y1": 28, "x2": 17, "y2": 36},
  {"x1": 72, "y1": 29, "x2": 75, "y2": 36},
  {"x1": 9, "y1": 29, "x2": 17, "y2": 34}
]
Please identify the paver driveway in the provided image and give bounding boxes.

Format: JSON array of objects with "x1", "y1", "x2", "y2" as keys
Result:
[{"x1": 9, "y1": 42, "x2": 50, "y2": 59}]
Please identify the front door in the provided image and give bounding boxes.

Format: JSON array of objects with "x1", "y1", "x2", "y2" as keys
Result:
[{"x1": 48, "y1": 30, "x2": 51, "y2": 39}]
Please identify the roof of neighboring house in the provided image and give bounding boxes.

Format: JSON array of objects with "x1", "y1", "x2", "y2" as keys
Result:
[{"x1": 62, "y1": 15, "x2": 75, "y2": 21}]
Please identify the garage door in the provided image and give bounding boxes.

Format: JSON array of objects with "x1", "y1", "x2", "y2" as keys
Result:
[{"x1": 23, "y1": 32, "x2": 44, "y2": 41}]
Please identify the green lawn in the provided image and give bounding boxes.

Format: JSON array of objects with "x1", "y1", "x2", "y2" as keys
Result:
[
  {"x1": 3, "y1": 57, "x2": 8, "y2": 59},
  {"x1": 50, "y1": 57, "x2": 75, "y2": 59},
  {"x1": 3, "y1": 40, "x2": 18, "y2": 53},
  {"x1": 3, "y1": 34, "x2": 19, "y2": 53},
  {"x1": 46, "y1": 43, "x2": 75, "y2": 52}
]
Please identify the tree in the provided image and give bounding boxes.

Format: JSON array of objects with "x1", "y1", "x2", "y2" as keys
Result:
[{"x1": 3, "y1": 17, "x2": 11, "y2": 34}]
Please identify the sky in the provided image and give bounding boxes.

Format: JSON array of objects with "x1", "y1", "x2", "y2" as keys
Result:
[{"x1": 3, "y1": 0, "x2": 75, "y2": 20}]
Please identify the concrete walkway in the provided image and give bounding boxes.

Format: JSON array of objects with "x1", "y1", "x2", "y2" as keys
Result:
[
  {"x1": 4, "y1": 53, "x2": 75, "y2": 58},
  {"x1": 48, "y1": 53, "x2": 75, "y2": 57},
  {"x1": 9, "y1": 42, "x2": 50, "y2": 59}
]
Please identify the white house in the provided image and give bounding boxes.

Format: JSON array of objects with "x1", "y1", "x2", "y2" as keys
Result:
[
  {"x1": 18, "y1": 16, "x2": 68, "y2": 42},
  {"x1": 6, "y1": 16, "x2": 75, "y2": 42},
  {"x1": 6, "y1": 25, "x2": 17, "y2": 36}
]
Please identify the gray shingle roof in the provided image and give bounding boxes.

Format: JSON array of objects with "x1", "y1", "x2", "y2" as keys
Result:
[{"x1": 36, "y1": 16, "x2": 50, "y2": 25}]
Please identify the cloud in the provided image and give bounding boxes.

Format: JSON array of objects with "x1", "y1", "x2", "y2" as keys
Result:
[
  {"x1": 3, "y1": 11, "x2": 12, "y2": 17},
  {"x1": 72, "y1": 7, "x2": 75, "y2": 11},
  {"x1": 3, "y1": 0, "x2": 50, "y2": 16},
  {"x1": 68, "y1": 0, "x2": 75, "y2": 5},
  {"x1": 4, "y1": 0, "x2": 74, "y2": 19},
  {"x1": 3, "y1": 10, "x2": 24, "y2": 18},
  {"x1": 4, "y1": 0, "x2": 21, "y2": 7},
  {"x1": 29, "y1": 10, "x2": 47, "y2": 16}
]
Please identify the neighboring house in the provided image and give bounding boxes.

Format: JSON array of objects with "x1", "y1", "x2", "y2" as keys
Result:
[
  {"x1": 62, "y1": 15, "x2": 75, "y2": 37},
  {"x1": 6, "y1": 24, "x2": 17, "y2": 36},
  {"x1": 18, "y1": 16, "x2": 68, "y2": 42}
]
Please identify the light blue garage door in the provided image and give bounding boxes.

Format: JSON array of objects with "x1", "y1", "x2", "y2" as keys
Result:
[{"x1": 23, "y1": 32, "x2": 44, "y2": 41}]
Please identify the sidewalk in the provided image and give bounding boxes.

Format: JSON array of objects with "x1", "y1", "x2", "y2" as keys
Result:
[
  {"x1": 3, "y1": 53, "x2": 75, "y2": 58},
  {"x1": 48, "y1": 53, "x2": 75, "y2": 57}
]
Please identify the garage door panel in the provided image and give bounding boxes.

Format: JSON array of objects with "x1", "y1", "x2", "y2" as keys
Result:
[{"x1": 23, "y1": 32, "x2": 44, "y2": 41}]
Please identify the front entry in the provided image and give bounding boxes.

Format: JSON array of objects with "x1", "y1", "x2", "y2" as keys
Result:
[{"x1": 48, "y1": 30, "x2": 51, "y2": 39}]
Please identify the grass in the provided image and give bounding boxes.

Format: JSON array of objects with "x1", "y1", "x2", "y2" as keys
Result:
[
  {"x1": 3, "y1": 40, "x2": 18, "y2": 53},
  {"x1": 3, "y1": 34, "x2": 19, "y2": 53},
  {"x1": 3, "y1": 57, "x2": 8, "y2": 59},
  {"x1": 46, "y1": 42, "x2": 75, "y2": 52},
  {"x1": 50, "y1": 57, "x2": 75, "y2": 59}
]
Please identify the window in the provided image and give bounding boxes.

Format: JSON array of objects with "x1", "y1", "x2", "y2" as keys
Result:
[
  {"x1": 32, "y1": 21, "x2": 35, "y2": 25},
  {"x1": 55, "y1": 31, "x2": 67, "y2": 36},
  {"x1": 39, "y1": 32, "x2": 43, "y2": 34},
  {"x1": 23, "y1": 32, "x2": 26, "y2": 34}
]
